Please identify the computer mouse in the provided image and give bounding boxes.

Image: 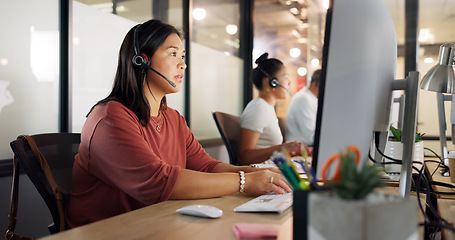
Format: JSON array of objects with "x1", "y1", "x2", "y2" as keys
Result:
[{"x1": 176, "y1": 205, "x2": 223, "y2": 218}]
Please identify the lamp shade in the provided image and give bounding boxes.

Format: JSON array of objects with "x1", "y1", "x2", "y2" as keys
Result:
[{"x1": 420, "y1": 43, "x2": 455, "y2": 93}]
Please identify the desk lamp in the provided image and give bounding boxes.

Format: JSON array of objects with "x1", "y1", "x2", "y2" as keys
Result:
[{"x1": 420, "y1": 43, "x2": 455, "y2": 164}]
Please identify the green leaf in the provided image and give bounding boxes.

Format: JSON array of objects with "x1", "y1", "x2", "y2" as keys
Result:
[
  {"x1": 340, "y1": 152, "x2": 357, "y2": 182},
  {"x1": 415, "y1": 133, "x2": 425, "y2": 142},
  {"x1": 325, "y1": 146, "x2": 385, "y2": 200},
  {"x1": 389, "y1": 125, "x2": 402, "y2": 142}
]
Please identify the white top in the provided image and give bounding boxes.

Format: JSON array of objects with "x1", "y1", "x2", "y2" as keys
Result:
[
  {"x1": 241, "y1": 98, "x2": 283, "y2": 149},
  {"x1": 286, "y1": 87, "x2": 318, "y2": 145}
]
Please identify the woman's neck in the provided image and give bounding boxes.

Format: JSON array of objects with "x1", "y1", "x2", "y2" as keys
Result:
[
  {"x1": 259, "y1": 91, "x2": 276, "y2": 106},
  {"x1": 144, "y1": 82, "x2": 164, "y2": 117}
]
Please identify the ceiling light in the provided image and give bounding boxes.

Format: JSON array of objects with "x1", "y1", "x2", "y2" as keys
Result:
[
  {"x1": 226, "y1": 24, "x2": 238, "y2": 35},
  {"x1": 298, "y1": 67, "x2": 307, "y2": 76},
  {"x1": 424, "y1": 57, "x2": 434, "y2": 64},
  {"x1": 311, "y1": 58, "x2": 320, "y2": 66},
  {"x1": 292, "y1": 30, "x2": 302, "y2": 38},
  {"x1": 297, "y1": 38, "x2": 307, "y2": 43},
  {"x1": 290, "y1": 48, "x2": 301, "y2": 58},
  {"x1": 290, "y1": 8, "x2": 299, "y2": 15},
  {"x1": 193, "y1": 8, "x2": 206, "y2": 21}
]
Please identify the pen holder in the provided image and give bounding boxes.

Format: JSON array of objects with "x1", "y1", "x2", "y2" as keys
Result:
[
  {"x1": 295, "y1": 191, "x2": 418, "y2": 240},
  {"x1": 292, "y1": 190, "x2": 311, "y2": 240}
]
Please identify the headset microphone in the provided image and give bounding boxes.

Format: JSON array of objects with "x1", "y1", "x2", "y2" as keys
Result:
[
  {"x1": 147, "y1": 66, "x2": 176, "y2": 87},
  {"x1": 132, "y1": 24, "x2": 176, "y2": 88},
  {"x1": 276, "y1": 83, "x2": 293, "y2": 96}
]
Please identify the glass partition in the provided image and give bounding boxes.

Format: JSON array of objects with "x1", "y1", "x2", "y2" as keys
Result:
[
  {"x1": 189, "y1": 0, "x2": 244, "y2": 139},
  {"x1": 0, "y1": 0, "x2": 59, "y2": 159},
  {"x1": 253, "y1": 1, "x2": 324, "y2": 119}
]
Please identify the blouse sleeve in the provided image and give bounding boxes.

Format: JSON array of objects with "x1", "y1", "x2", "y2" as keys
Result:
[
  {"x1": 241, "y1": 101, "x2": 269, "y2": 134},
  {"x1": 174, "y1": 111, "x2": 222, "y2": 172}
]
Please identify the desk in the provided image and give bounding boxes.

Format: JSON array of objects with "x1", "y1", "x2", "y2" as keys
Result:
[
  {"x1": 426, "y1": 160, "x2": 455, "y2": 239},
  {"x1": 40, "y1": 160, "x2": 447, "y2": 240},
  {"x1": 39, "y1": 188, "x2": 428, "y2": 240},
  {"x1": 39, "y1": 194, "x2": 293, "y2": 240},
  {"x1": 426, "y1": 161, "x2": 455, "y2": 200}
]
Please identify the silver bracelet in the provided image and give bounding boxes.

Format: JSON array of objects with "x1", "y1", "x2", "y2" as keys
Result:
[{"x1": 239, "y1": 171, "x2": 245, "y2": 193}]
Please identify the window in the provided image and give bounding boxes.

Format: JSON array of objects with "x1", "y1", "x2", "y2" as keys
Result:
[{"x1": 0, "y1": 0, "x2": 59, "y2": 159}]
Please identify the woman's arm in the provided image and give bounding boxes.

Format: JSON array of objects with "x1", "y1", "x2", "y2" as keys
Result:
[
  {"x1": 209, "y1": 161, "x2": 280, "y2": 174},
  {"x1": 238, "y1": 128, "x2": 304, "y2": 165},
  {"x1": 169, "y1": 167, "x2": 292, "y2": 199}
]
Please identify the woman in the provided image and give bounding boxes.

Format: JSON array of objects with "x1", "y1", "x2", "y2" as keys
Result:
[
  {"x1": 238, "y1": 53, "x2": 305, "y2": 165},
  {"x1": 66, "y1": 20, "x2": 291, "y2": 228}
]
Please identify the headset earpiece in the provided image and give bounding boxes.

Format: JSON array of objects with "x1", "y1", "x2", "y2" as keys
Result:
[
  {"x1": 132, "y1": 53, "x2": 150, "y2": 69},
  {"x1": 132, "y1": 24, "x2": 150, "y2": 69},
  {"x1": 269, "y1": 78, "x2": 279, "y2": 88},
  {"x1": 257, "y1": 65, "x2": 279, "y2": 88}
]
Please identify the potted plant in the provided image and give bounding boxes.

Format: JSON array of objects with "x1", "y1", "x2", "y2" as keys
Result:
[
  {"x1": 303, "y1": 147, "x2": 418, "y2": 240},
  {"x1": 384, "y1": 125, "x2": 425, "y2": 177}
]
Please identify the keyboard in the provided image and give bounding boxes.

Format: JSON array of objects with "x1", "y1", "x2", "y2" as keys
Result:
[{"x1": 234, "y1": 192, "x2": 293, "y2": 213}]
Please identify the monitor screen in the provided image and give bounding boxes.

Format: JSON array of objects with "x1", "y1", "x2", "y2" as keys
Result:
[{"x1": 312, "y1": 0, "x2": 397, "y2": 180}]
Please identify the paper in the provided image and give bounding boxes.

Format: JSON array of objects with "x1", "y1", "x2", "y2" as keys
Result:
[{"x1": 232, "y1": 223, "x2": 278, "y2": 239}]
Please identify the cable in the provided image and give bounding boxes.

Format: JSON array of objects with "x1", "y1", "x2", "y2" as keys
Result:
[
  {"x1": 415, "y1": 164, "x2": 455, "y2": 233},
  {"x1": 371, "y1": 132, "x2": 455, "y2": 235},
  {"x1": 422, "y1": 147, "x2": 449, "y2": 178}
]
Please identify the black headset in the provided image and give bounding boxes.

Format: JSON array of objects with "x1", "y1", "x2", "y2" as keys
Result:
[
  {"x1": 131, "y1": 24, "x2": 176, "y2": 88},
  {"x1": 257, "y1": 65, "x2": 279, "y2": 88},
  {"x1": 132, "y1": 24, "x2": 150, "y2": 69}
]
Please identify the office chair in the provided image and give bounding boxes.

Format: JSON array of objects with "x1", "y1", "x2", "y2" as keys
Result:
[
  {"x1": 212, "y1": 111, "x2": 241, "y2": 165},
  {"x1": 9, "y1": 133, "x2": 81, "y2": 234}
]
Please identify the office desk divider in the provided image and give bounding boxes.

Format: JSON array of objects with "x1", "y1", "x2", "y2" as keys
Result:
[{"x1": 294, "y1": 190, "x2": 419, "y2": 240}]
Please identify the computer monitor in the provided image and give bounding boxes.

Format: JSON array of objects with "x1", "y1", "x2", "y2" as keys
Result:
[{"x1": 312, "y1": 0, "x2": 397, "y2": 180}]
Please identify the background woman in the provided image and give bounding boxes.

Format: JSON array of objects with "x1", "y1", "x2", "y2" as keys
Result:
[
  {"x1": 66, "y1": 20, "x2": 291, "y2": 228},
  {"x1": 238, "y1": 53, "x2": 306, "y2": 165}
]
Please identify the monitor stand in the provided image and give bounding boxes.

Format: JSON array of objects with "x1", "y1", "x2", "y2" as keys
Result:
[{"x1": 391, "y1": 71, "x2": 420, "y2": 198}]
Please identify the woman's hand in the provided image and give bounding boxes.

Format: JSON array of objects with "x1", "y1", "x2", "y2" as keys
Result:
[
  {"x1": 243, "y1": 170, "x2": 292, "y2": 195},
  {"x1": 281, "y1": 141, "x2": 312, "y2": 157},
  {"x1": 245, "y1": 165, "x2": 281, "y2": 174}
]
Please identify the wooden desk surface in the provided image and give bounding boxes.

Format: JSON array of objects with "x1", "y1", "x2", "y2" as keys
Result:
[
  {"x1": 426, "y1": 161, "x2": 455, "y2": 200},
  {"x1": 39, "y1": 188, "x2": 428, "y2": 240},
  {"x1": 39, "y1": 194, "x2": 293, "y2": 240},
  {"x1": 40, "y1": 160, "x2": 446, "y2": 240}
]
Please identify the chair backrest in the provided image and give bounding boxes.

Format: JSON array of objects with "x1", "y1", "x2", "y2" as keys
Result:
[
  {"x1": 10, "y1": 133, "x2": 81, "y2": 234},
  {"x1": 212, "y1": 111, "x2": 241, "y2": 165}
]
